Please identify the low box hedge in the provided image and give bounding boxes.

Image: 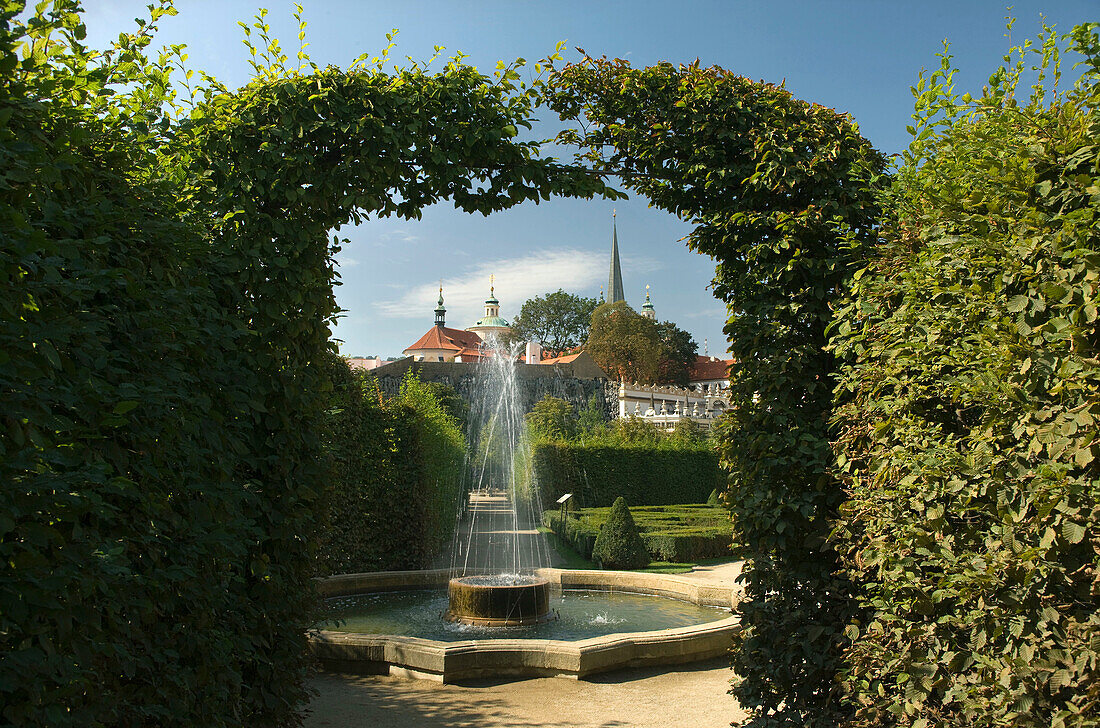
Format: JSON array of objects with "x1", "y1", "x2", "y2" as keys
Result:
[{"x1": 543, "y1": 504, "x2": 732, "y2": 563}]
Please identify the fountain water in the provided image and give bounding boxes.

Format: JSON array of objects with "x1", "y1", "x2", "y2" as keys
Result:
[{"x1": 443, "y1": 335, "x2": 553, "y2": 625}]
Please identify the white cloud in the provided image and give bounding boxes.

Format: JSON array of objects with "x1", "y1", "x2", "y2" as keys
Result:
[{"x1": 377, "y1": 248, "x2": 607, "y2": 323}]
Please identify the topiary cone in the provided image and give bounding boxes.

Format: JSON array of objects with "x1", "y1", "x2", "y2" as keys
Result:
[{"x1": 592, "y1": 497, "x2": 650, "y2": 570}]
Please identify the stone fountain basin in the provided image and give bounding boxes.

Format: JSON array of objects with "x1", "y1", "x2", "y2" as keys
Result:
[{"x1": 310, "y1": 567, "x2": 742, "y2": 683}]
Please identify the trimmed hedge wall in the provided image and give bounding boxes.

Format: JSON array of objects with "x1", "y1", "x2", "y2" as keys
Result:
[
  {"x1": 318, "y1": 360, "x2": 464, "y2": 575},
  {"x1": 543, "y1": 504, "x2": 732, "y2": 562},
  {"x1": 532, "y1": 442, "x2": 722, "y2": 508}
]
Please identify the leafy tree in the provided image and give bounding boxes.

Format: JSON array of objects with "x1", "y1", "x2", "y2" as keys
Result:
[
  {"x1": 591, "y1": 497, "x2": 650, "y2": 569},
  {"x1": 422, "y1": 380, "x2": 469, "y2": 432},
  {"x1": 525, "y1": 395, "x2": 577, "y2": 441},
  {"x1": 830, "y1": 24, "x2": 1100, "y2": 727},
  {"x1": 547, "y1": 55, "x2": 884, "y2": 728},
  {"x1": 511, "y1": 289, "x2": 598, "y2": 352},
  {"x1": 655, "y1": 319, "x2": 698, "y2": 386},
  {"x1": 577, "y1": 393, "x2": 609, "y2": 437},
  {"x1": 585, "y1": 301, "x2": 696, "y2": 384},
  {"x1": 586, "y1": 301, "x2": 660, "y2": 383},
  {"x1": 611, "y1": 415, "x2": 664, "y2": 447}
]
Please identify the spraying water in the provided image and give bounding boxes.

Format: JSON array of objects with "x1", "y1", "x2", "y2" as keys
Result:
[{"x1": 446, "y1": 335, "x2": 551, "y2": 582}]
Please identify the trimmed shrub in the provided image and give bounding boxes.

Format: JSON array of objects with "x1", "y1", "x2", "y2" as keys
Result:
[
  {"x1": 532, "y1": 442, "x2": 721, "y2": 507},
  {"x1": 592, "y1": 498, "x2": 650, "y2": 570}
]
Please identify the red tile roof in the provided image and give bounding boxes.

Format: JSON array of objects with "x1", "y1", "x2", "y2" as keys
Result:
[
  {"x1": 404, "y1": 325, "x2": 486, "y2": 355},
  {"x1": 689, "y1": 355, "x2": 734, "y2": 382},
  {"x1": 540, "y1": 352, "x2": 583, "y2": 365}
]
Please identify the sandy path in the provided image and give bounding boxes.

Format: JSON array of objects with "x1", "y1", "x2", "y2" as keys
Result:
[{"x1": 304, "y1": 656, "x2": 744, "y2": 728}]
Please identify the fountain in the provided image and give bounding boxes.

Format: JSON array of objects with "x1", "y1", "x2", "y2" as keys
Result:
[
  {"x1": 309, "y1": 336, "x2": 743, "y2": 681},
  {"x1": 442, "y1": 335, "x2": 553, "y2": 625}
]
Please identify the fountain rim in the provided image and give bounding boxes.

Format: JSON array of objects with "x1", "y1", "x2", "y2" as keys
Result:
[{"x1": 310, "y1": 566, "x2": 743, "y2": 683}]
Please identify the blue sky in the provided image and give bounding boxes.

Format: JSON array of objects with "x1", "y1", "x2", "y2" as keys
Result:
[{"x1": 81, "y1": 1, "x2": 1097, "y2": 358}]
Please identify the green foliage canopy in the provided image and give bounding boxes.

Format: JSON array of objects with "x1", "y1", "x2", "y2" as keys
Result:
[
  {"x1": 0, "y1": 3, "x2": 616, "y2": 725},
  {"x1": 830, "y1": 25, "x2": 1100, "y2": 728},
  {"x1": 585, "y1": 300, "x2": 697, "y2": 385},
  {"x1": 511, "y1": 288, "x2": 598, "y2": 352},
  {"x1": 525, "y1": 395, "x2": 578, "y2": 441},
  {"x1": 546, "y1": 56, "x2": 885, "y2": 727}
]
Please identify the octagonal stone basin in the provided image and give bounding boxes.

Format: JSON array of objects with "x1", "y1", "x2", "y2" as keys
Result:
[{"x1": 310, "y1": 568, "x2": 742, "y2": 683}]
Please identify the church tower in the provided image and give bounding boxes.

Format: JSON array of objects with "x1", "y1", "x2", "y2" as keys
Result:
[
  {"x1": 641, "y1": 285, "x2": 656, "y2": 320},
  {"x1": 607, "y1": 212, "x2": 625, "y2": 304},
  {"x1": 466, "y1": 275, "x2": 512, "y2": 341},
  {"x1": 434, "y1": 286, "x2": 446, "y2": 326}
]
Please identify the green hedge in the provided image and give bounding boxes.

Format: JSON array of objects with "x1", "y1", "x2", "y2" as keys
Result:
[
  {"x1": 532, "y1": 442, "x2": 722, "y2": 508},
  {"x1": 543, "y1": 504, "x2": 732, "y2": 562},
  {"x1": 0, "y1": 5, "x2": 611, "y2": 726},
  {"x1": 317, "y1": 360, "x2": 465, "y2": 575},
  {"x1": 829, "y1": 27, "x2": 1100, "y2": 727}
]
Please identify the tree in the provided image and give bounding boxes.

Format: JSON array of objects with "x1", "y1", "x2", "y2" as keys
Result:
[
  {"x1": 585, "y1": 301, "x2": 696, "y2": 385},
  {"x1": 525, "y1": 395, "x2": 577, "y2": 441},
  {"x1": 511, "y1": 289, "x2": 598, "y2": 352},
  {"x1": 655, "y1": 319, "x2": 698, "y2": 386},
  {"x1": 576, "y1": 393, "x2": 608, "y2": 437}
]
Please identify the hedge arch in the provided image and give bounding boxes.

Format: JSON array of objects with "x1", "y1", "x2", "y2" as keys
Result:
[
  {"x1": 545, "y1": 58, "x2": 885, "y2": 727},
  {"x1": 0, "y1": 5, "x2": 614, "y2": 725}
]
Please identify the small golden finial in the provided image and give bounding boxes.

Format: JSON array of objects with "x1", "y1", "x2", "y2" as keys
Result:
[
  {"x1": 646, "y1": 283, "x2": 650, "y2": 292},
  {"x1": 490, "y1": 273, "x2": 495, "y2": 295}
]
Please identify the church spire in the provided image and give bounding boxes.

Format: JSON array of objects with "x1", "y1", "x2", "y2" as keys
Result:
[
  {"x1": 434, "y1": 284, "x2": 446, "y2": 326},
  {"x1": 607, "y1": 210, "x2": 625, "y2": 304}
]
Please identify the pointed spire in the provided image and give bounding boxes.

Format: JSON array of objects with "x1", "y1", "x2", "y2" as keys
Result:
[
  {"x1": 608, "y1": 211, "x2": 625, "y2": 304},
  {"x1": 435, "y1": 285, "x2": 446, "y2": 326}
]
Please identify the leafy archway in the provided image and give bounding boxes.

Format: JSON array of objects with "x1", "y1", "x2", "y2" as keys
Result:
[
  {"x1": 544, "y1": 57, "x2": 885, "y2": 727},
  {"x1": 0, "y1": 4, "x2": 616, "y2": 725}
]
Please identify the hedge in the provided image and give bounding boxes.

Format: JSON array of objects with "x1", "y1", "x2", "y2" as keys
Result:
[
  {"x1": 0, "y1": 5, "x2": 612, "y2": 725},
  {"x1": 544, "y1": 504, "x2": 732, "y2": 562},
  {"x1": 531, "y1": 441, "x2": 721, "y2": 508},
  {"x1": 317, "y1": 360, "x2": 464, "y2": 575},
  {"x1": 829, "y1": 26, "x2": 1100, "y2": 727}
]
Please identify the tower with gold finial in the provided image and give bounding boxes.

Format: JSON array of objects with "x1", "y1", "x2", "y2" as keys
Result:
[
  {"x1": 466, "y1": 274, "x2": 512, "y2": 341},
  {"x1": 607, "y1": 211, "x2": 625, "y2": 304},
  {"x1": 641, "y1": 284, "x2": 656, "y2": 320},
  {"x1": 434, "y1": 284, "x2": 446, "y2": 326}
]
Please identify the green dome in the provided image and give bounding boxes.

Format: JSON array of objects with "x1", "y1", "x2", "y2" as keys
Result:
[{"x1": 475, "y1": 315, "x2": 509, "y2": 327}]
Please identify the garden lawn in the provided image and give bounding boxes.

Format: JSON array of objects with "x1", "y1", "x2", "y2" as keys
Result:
[{"x1": 542, "y1": 504, "x2": 733, "y2": 566}]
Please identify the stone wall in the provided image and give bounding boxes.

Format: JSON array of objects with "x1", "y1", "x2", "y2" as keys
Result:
[{"x1": 371, "y1": 357, "x2": 609, "y2": 414}]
